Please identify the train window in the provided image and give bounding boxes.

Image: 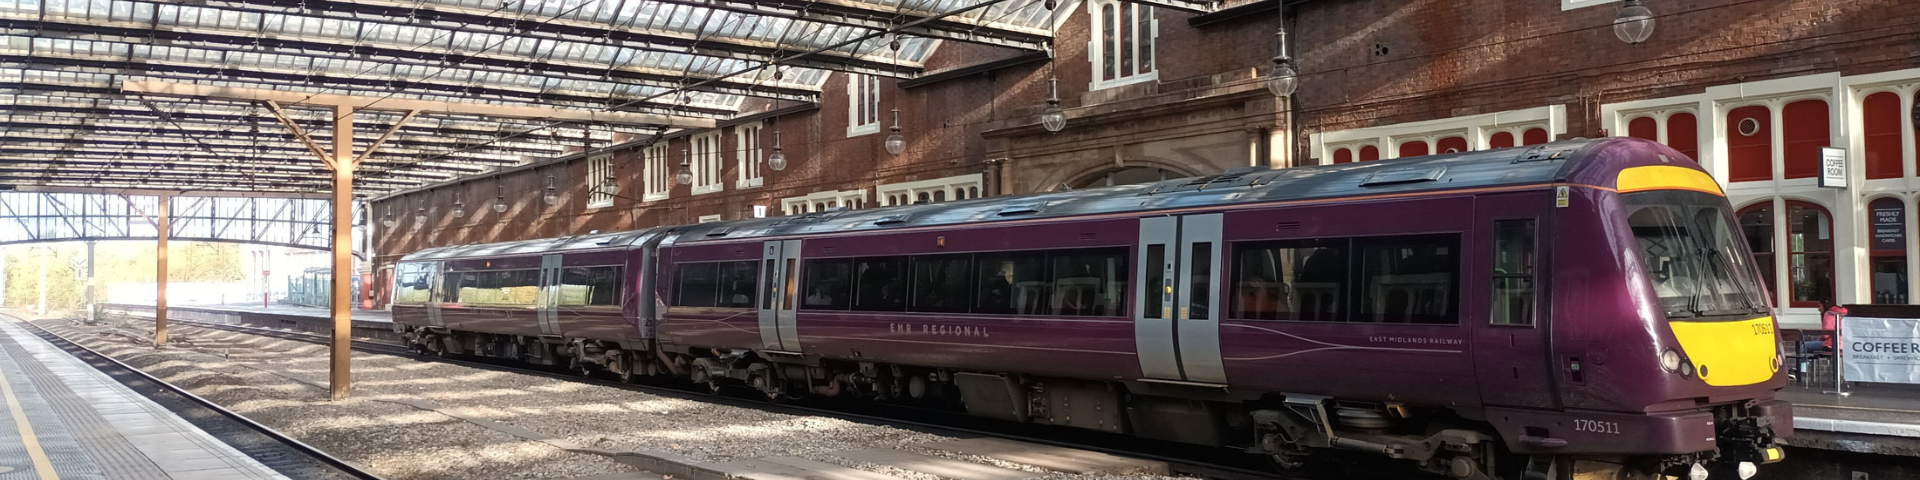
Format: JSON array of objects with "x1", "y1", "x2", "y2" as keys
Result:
[
  {"x1": 1049, "y1": 249, "x2": 1128, "y2": 316},
  {"x1": 559, "y1": 266, "x2": 624, "y2": 306},
  {"x1": 441, "y1": 273, "x2": 464, "y2": 304},
  {"x1": 454, "y1": 269, "x2": 542, "y2": 307},
  {"x1": 1490, "y1": 220, "x2": 1537, "y2": 326},
  {"x1": 852, "y1": 257, "x2": 908, "y2": 311},
  {"x1": 1353, "y1": 235, "x2": 1458, "y2": 324},
  {"x1": 801, "y1": 258, "x2": 852, "y2": 310},
  {"x1": 1231, "y1": 240, "x2": 1346, "y2": 322},
  {"x1": 675, "y1": 262, "x2": 720, "y2": 307},
  {"x1": 1188, "y1": 243, "x2": 1214, "y2": 320},
  {"x1": 1143, "y1": 245, "x2": 1165, "y2": 318},
  {"x1": 911, "y1": 254, "x2": 973, "y2": 313},
  {"x1": 760, "y1": 259, "x2": 776, "y2": 310},
  {"x1": 393, "y1": 263, "x2": 434, "y2": 305},
  {"x1": 976, "y1": 251, "x2": 1049, "y2": 314},
  {"x1": 716, "y1": 261, "x2": 758, "y2": 308}
]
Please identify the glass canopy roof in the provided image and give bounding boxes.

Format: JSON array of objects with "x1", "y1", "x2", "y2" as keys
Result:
[{"x1": 0, "y1": 0, "x2": 1215, "y2": 196}]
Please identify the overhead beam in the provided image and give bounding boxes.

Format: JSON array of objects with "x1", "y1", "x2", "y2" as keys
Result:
[{"x1": 123, "y1": 80, "x2": 717, "y2": 128}]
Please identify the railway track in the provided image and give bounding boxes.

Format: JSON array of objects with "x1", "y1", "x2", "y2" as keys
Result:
[
  {"x1": 104, "y1": 316, "x2": 1428, "y2": 480},
  {"x1": 4, "y1": 314, "x2": 384, "y2": 480}
]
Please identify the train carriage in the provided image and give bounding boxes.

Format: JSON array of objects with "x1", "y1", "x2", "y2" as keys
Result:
[{"x1": 392, "y1": 137, "x2": 1790, "y2": 480}]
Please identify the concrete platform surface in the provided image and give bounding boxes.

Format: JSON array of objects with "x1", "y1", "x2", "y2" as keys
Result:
[{"x1": 0, "y1": 319, "x2": 287, "y2": 480}]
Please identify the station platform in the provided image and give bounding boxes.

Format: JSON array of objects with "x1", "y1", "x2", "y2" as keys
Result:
[{"x1": 0, "y1": 318, "x2": 287, "y2": 479}]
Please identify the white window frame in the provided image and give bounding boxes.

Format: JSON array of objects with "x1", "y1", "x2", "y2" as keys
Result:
[
  {"x1": 781, "y1": 189, "x2": 869, "y2": 216},
  {"x1": 642, "y1": 143, "x2": 670, "y2": 202},
  {"x1": 1087, "y1": 0, "x2": 1158, "y2": 91},
  {"x1": 878, "y1": 174, "x2": 984, "y2": 207},
  {"x1": 1310, "y1": 105, "x2": 1567, "y2": 164},
  {"x1": 690, "y1": 131, "x2": 724, "y2": 195},
  {"x1": 847, "y1": 74, "x2": 881, "y2": 137},
  {"x1": 585, "y1": 153, "x2": 614, "y2": 208},
  {"x1": 697, "y1": 214, "x2": 722, "y2": 223},
  {"x1": 735, "y1": 121, "x2": 763, "y2": 189},
  {"x1": 1561, "y1": 0, "x2": 1619, "y2": 10}
]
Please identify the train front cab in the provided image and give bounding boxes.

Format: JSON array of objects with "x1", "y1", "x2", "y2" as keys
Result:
[{"x1": 1515, "y1": 147, "x2": 1789, "y2": 480}]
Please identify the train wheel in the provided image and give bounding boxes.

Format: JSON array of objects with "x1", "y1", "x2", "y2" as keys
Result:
[{"x1": 617, "y1": 368, "x2": 636, "y2": 383}]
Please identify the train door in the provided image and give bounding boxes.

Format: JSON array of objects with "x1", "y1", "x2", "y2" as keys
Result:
[
  {"x1": 1471, "y1": 195, "x2": 1559, "y2": 408},
  {"x1": 535, "y1": 254, "x2": 563, "y2": 335},
  {"x1": 1134, "y1": 214, "x2": 1228, "y2": 384},
  {"x1": 423, "y1": 262, "x2": 445, "y2": 326},
  {"x1": 757, "y1": 240, "x2": 803, "y2": 352}
]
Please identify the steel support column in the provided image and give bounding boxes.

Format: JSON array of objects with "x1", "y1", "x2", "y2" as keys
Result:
[
  {"x1": 85, "y1": 240, "x2": 96, "y2": 324},
  {"x1": 156, "y1": 195, "x2": 169, "y2": 346},
  {"x1": 329, "y1": 104, "x2": 355, "y2": 401}
]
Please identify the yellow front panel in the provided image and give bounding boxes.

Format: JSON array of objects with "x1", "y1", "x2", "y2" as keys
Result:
[
  {"x1": 1616, "y1": 165, "x2": 1725, "y2": 196},
  {"x1": 1668, "y1": 316, "x2": 1778, "y2": 386}
]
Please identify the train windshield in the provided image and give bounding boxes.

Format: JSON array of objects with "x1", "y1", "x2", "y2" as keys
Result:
[{"x1": 1622, "y1": 191, "x2": 1771, "y2": 320}]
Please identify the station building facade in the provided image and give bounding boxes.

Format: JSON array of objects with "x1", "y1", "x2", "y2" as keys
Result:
[{"x1": 368, "y1": 0, "x2": 1920, "y2": 327}]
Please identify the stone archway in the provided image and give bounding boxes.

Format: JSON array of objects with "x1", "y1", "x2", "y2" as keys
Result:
[{"x1": 1055, "y1": 159, "x2": 1201, "y2": 191}]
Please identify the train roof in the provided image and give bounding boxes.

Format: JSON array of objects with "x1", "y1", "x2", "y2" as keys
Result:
[{"x1": 397, "y1": 136, "x2": 1688, "y2": 260}]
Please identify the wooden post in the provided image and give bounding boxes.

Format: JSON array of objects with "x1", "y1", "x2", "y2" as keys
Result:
[
  {"x1": 155, "y1": 195, "x2": 169, "y2": 346},
  {"x1": 329, "y1": 104, "x2": 354, "y2": 401}
]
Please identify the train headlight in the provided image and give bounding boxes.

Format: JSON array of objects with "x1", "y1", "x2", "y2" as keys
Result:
[
  {"x1": 1661, "y1": 348, "x2": 1683, "y2": 372},
  {"x1": 1687, "y1": 463, "x2": 1709, "y2": 480},
  {"x1": 1738, "y1": 461, "x2": 1758, "y2": 479}
]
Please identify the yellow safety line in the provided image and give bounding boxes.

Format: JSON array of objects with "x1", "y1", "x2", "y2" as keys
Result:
[{"x1": 0, "y1": 362, "x2": 60, "y2": 480}]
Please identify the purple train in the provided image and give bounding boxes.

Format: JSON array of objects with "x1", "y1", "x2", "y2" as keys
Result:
[{"x1": 392, "y1": 137, "x2": 1789, "y2": 480}]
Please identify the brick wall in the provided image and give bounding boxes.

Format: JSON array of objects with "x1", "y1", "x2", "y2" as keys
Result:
[{"x1": 372, "y1": 0, "x2": 1920, "y2": 266}]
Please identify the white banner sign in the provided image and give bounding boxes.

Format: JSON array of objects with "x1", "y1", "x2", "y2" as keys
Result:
[{"x1": 1840, "y1": 316, "x2": 1920, "y2": 384}]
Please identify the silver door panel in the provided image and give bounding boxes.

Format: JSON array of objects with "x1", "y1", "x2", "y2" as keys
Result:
[
  {"x1": 1176, "y1": 214, "x2": 1227, "y2": 384},
  {"x1": 1134, "y1": 217, "x2": 1181, "y2": 379}
]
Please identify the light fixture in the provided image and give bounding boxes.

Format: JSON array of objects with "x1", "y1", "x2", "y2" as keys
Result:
[
  {"x1": 451, "y1": 191, "x2": 465, "y2": 218},
  {"x1": 1613, "y1": 0, "x2": 1654, "y2": 44},
  {"x1": 768, "y1": 129, "x2": 788, "y2": 171},
  {"x1": 675, "y1": 149, "x2": 693, "y2": 185},
  {"x1": 602, "y1": 175, "x2": 619, "y2": 197},
  {"x1": 542, "y1": 174, "x2": 559, "y2": 204},
  {"x1": 381, "y1": 204, "x2": 396, "y2": 228},
  {"x1": 1266, "y1": 1, "x2": 1300, "y2": 98},
  {"x1": 493, "y1": 182, "x2": 508, "y2": 213},
  {"x1": 1041, "y1": 80, "x2": 1066, "y2": 133},
  {"x1": 884, "y1": 109, "x2": 905, "y2": 155},
  {"x1": 413, "y1": 197, "x2": 427, "y2": 225}
]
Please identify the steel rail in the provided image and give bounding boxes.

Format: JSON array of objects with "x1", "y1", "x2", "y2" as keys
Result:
[{"x1": 2, "y1": 314, "x2": 386, "y2": 480}]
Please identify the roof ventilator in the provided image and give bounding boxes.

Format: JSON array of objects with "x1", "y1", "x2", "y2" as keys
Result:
[
  {"x1": 704, "y1": 227, "x2": 734, "y2": 237},
  {"x1": 874, "y1": 214, "x2": 910, "y2": 225},
  {"x1": 1359, "y1": 167, "x2": 1447, "y2": 187},
  {"x1": 997, "y1": 203, "x2": 1043, "y2": 216},
  {"x1": 1514, "y1": 144, "x2": 1577, "y2": 163}
]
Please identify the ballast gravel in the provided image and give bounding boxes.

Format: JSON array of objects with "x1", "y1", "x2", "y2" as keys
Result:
[{"x1": 37, "y1": 318, "x2": 1186, "y2": 480}]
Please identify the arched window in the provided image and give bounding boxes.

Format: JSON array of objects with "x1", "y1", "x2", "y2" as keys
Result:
[
  {"x1": 1864, "y1": 92, "x2": 1904, "y2": 179},
  {"x1": 1359, "y1": 145, "x2": 1380, "y2": 162},
  {"x1": 1399, "y1": 141, "x2": 1430, "y2": 158},
  {"x1": 1627, "y1": 116, "x2": 1658, "y2": 141},
  {"x1": 1436, "y1": 136, "x2": 1468, "y2": 154},
  {"x1": 1785, "y1": 200, "x2": 1835, "y2": 308},
  {"x1": 1738, "y1": 203, "x2": 1777, "y2": 302},
  {"x1": 1869, "y1": 197, "x2": 1908, "y2": 304},
  {"x1": 1726, "y1": 105, "x2": 1773, "y2": 182},
  {"x1": 1666, "y1": 112, "x2": 1699, "y2": 161},
  {"x1": 1522, "y1": 128, "x2": 1549, "y2": 146},
  {"x1": 1489, "y1": 132, "x2": 1515, "y2": 149},
  {"x1": 1333, "y1": 148, "x2": 1353, "y2": 164},
  {"x1": 1781, "y1": 99, "x2": 1830, "y2": 180}
]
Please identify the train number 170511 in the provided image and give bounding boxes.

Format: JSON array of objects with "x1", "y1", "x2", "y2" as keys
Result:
[{"x1": 1573, "y1": 419, "x2": 1622, "y2": 435}]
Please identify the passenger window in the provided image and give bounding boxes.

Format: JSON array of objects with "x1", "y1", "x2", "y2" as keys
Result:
[
  {"x1": 454, "y1": 269, "x2": 542, "y2": 307},
  {"x1": 1492, "y1": 219, "x2": 1537, "y2": 325},
  {"x1": 760, "y1": 259, "x2": 776, "y2": 310},
  {"x1": 910, "y1": 254, "x2": 972, "y2": 313},
  {"x1": 1143, "y1": 245, "x2": 1165, "y2": 319},
  {"x1": 1188, "y1": 242, "x2": 1213, "y2": 320},
  {"x1": 1048, "y1": 249, "x2": 1128, "y2": 316},
  {"x1": 716, "y1": 261, "x2": 758, "y2": 308},
  {"x1": 975, "y1": 252, "x2": 1049, "y2": 314},
  {"x1": 675, "y1": 262, "x2": 720, "y2": 307},
  {"x1": 1232, "y1": 240, "x2": 1347, "y2": 321},
  {"x1": 558, "y1": 266, "x2": 624, "y2": 306},
  {"x1": 1354, "y1": 235, "x2": 1459, "y2": 324},
  {"x1": 441, "y1": 273, "x2": 465, "y2": 304},
  {"x1": 781, "y1": 259, "x2": 797, "y2": 310},
  {"x1": 393, "y1": 263, "x2": 434, "y2": 305},
  {"x1": 852, "y1": 257, "x2": 908, "y2": 311},
  {"x1": 801, "y1": 258, "x2": 853, "y2": 310}
]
